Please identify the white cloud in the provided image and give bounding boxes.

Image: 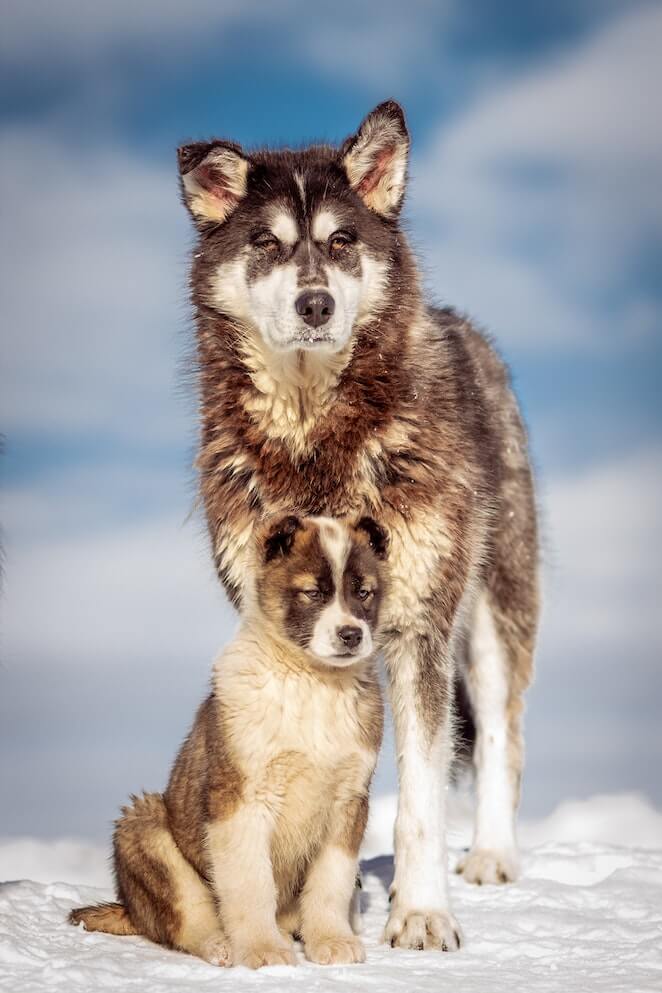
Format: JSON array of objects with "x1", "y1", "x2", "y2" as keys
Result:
[
  {"x1": 411, "y1": 3, "x2": 662, "y2": 350},
  {"x1": 301, "y1": 0, "x2": 454, "y2": 87},
  {"x1": 0, "y1": 1, "x2": 266, "y2": 66},
  {"x1": 524, "y1": 445, "x2": 661, "y2": 811},
  {"x1": 0, "y1": 124, "x2": 192, "y2": 443},
  {"x1": 0, "y1": 0, "x2": 451, "y2": 88},
  {"x1": 1, "y1": 511, "x2": 234, "y2": 672},
  {"x1": 539, "y1": 444, "x2": 661, "y2": 655}
]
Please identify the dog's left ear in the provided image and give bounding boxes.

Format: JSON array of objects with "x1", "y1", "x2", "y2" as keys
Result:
[
  {"x1": 353, "y1": 516, "x2": 389, "y2": 560},
  {"x1": 341, "y1": 101, "x2": 410, "y2": 218}
]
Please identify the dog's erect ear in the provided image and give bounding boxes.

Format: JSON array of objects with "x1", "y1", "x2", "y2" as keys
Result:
[
  {"x1": 353, "y1": 516, "x2": 389, "y2": 560},
  {"x1": 341, "y1": 101, "x2": 410, "y2": 218},
  {"x1": 177, "y1": 140, "x2": 250, "y2": 226},
  {"x1": 263, "y1": 515, "x2": 303, "y2": 563}
]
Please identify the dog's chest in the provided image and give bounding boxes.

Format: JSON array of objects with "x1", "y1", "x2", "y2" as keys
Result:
[
  {"x1": 252, "y1": 427, "x2": 394, "y2": 519},
  {"x1": 225, "y1": 667, "x2": 373, "y2": 864},
  {"x1": 235, "y1": 669, "x2": 365, "y2": 769}
]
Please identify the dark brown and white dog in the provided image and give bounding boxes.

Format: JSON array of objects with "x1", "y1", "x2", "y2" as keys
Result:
[
  {"x1": 178, "y1": 101, "x2": 539, "y2": 951},
  {"x1": 70, "y1": 515, "x2": 386, "y2": 968}
]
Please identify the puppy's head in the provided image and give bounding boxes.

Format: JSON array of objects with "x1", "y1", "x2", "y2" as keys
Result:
[{"x1": 254, "y1": 514, "x2": 388, "y2": 668}]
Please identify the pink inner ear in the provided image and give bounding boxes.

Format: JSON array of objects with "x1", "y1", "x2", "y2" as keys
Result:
[
  {"x1": 194, "y1": 163, "x2": 234, "y2": 204},
  {"x1": 357, "y1": 145, "x2": 395, "y2": 197}
]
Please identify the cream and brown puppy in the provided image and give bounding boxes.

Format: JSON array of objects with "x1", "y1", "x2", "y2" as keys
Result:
[{"x1": 69, "y1": 514, "x2": 387, "y2": 969}]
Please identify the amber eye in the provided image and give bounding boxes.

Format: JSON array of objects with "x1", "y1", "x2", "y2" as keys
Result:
[
  {"x1": 357, "y1": 588, "x2": 373, "y2": 602},
  {"x1": 329, "y1": 231, "x2": 352, "y2": 253},
  {"x1": 253, "y1": 233, "x2": 280, "y2": 252}
]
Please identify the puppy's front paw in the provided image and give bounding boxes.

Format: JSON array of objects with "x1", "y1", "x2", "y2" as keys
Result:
[
  {"x1": 456, "y1": 848, "x2": 519, "y2": 885},
  {"x1": 305, "y1": 933, "x2": 365, "y2": 965},
  {"x1": 384, "y1": 904, "x2": 462, "y2": 952},
  {"x1": 198, "y1": 932, "x2": 232, "y2": 966},
  {"x1": 236, "y1": 940, "x2": 297, "y2": 969}
]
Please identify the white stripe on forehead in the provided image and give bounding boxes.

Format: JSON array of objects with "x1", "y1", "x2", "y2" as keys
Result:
[
  {"x1": 310, "y1": 516, "x2": 351, "y2": 581},
  {"x1": 269, "y1": 209, "x2": 299, "y2": 246},
  {"x1": 312, "y1": 208, "x2": 342, "y2": 243},
  {"x1": 294, "y1": 171, "x2": 306, "y2": 212}
]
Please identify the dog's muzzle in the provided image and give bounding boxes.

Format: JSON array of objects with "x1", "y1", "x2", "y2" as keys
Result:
[{"x1": 295, "y1": 290, "x2": 335, "y2": 328}]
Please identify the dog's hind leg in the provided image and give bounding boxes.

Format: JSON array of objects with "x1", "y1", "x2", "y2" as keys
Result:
[
  {"x1": 115, "y1": 793, "x2": 231, "y2": 964},
  {"x1": 71, "y1": 793, "x2": 231, "y2": 965},
  {"x1": 457, "y1": 589, "x2": 535, "y2": 885}
]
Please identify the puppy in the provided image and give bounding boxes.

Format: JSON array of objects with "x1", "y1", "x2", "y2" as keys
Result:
[{"x1": 70, "y1": 514, "x2": 387, "y2": 968}]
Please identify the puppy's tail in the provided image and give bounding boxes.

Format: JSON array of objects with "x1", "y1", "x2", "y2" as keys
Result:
[{"x1": 69, "y1": 902, "x2": 138, "y2": 936}]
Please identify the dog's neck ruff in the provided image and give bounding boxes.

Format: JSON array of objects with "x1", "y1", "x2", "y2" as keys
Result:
[{"x1": 238, "y1": 327, "x2": 353, "y2": 456}]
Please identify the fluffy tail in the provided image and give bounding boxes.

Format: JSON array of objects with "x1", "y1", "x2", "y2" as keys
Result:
[{"x1": 69, "y1": 902, "x2": 138, "y2": 936}]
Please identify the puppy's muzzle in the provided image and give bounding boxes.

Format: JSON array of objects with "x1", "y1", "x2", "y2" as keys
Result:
[{"x1": 337, "y1": 625, "x2": 363, "y2": 652}]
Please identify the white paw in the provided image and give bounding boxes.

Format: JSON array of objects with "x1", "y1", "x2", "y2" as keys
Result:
[
  {"x1": 384, "y1": 903, "x2": 463, "y2": 952},
  {"x1": 305, "y1": 933, "x2": 366, "y2": 965},
  {"x1": 456, "y1": 847, "x2": 519, "y2": 885},
  {"x1": 198, "y1": 932, "x2": 232, "y2": 966},
  {"x1": 236, "y1": 941, "x2": 297, "y2": 969}
]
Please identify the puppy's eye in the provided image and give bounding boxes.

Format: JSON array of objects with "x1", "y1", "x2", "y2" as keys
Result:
[
  {"x1": 329, "y1": 231, "x2": 352, "y2": 253},
  {"x1": 357, "y1": 588, "x2": 373, "y2": 602},
  {"x1": 253, "y1": 233, "x2": 280, "y2": 252},
  {"x1": 301, "y1": 589, "x2": 321, "y2": 601}
]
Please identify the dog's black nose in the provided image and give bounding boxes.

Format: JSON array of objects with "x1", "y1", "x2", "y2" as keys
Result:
[
  {"x1": 295, "y1": 290, "x2": 335, "y2": 328},
  {"x1": 337, "y1": 625, "x2": 363, "y2": 650}
]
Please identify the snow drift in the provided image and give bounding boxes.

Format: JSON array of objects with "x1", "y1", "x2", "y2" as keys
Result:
[{"x1": 1, "y1": 792, "x2": 661, "y2": 992}]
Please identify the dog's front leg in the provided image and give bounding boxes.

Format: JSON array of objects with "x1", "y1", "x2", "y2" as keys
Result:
[
  {"x1": 206, "y1": 805, "x2": 297, "y2": 969},
  {"x1": 300, "y1": 794, "x2": 370, "y2": 966},
  {"x1": 383, "y1": 625, "x2": 463, "y2": 952}
]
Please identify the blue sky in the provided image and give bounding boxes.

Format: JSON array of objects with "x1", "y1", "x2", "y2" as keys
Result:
[{"x1": 1, "y1": 1, "x2": 660, "y2": 839}]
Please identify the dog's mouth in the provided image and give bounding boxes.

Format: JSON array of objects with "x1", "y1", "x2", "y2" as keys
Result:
[{"x1": 288, "y1": 331, "x2": 334, "y2": 348}]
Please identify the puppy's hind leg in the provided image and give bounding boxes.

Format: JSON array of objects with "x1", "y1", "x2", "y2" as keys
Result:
[
  {"x1": 114, "y1": 793, "x2": 231, "y2": 965},
  {"x1": 69, "y1": 902, "x2": 137, "y2": 935}
]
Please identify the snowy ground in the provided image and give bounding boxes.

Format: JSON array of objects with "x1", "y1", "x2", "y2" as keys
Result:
[{"x1": 1, "y1": 793, "x2": 661, "y2": 992}]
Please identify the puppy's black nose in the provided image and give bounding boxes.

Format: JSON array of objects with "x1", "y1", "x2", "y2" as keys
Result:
[
  {"x1": 295, "y1": 290, "x2": 335, "y2": 328},
  {"x1": 337, "y1": 625, "x2": 363, "y2": 650}
]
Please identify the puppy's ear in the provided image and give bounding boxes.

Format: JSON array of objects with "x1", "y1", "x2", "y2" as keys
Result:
[
  {"x1": 341, "y1": 101, "x2": 410, "y2": 218},
  {"x1": 353, "y1": 516, "x2": 389, "y2": 560},
  {"x1": 177, "y1": 140, "x2": 250, "y2": 227},
  {"x1": 263, "y1": 515, "x2": 302, "y2": 563}
]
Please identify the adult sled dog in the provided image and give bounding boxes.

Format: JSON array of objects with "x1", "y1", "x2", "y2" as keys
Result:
[{"x1": 178, "y1": 101, "x2": 539, "y2": 951}]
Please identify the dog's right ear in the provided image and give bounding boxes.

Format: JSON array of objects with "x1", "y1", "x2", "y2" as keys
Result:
[
  {"x1": 177, "y1": 140, "x2": 250, "y2": 227},
  {"x1": 263, "y1": 515, "x2": 302, "y2": 563}
]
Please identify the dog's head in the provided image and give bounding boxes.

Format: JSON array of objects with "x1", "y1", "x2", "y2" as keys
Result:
[
  {"x1": 253, "y1": 514, "x2": 388, "y2": 668},
  {"x1": 178, "y1": 102, "x2": 409, "y2": 353}
]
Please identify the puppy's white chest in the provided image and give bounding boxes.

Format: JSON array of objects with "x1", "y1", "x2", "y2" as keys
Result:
[{"x1": 257, "y1": 673, "x2": 359, "y2": 763}]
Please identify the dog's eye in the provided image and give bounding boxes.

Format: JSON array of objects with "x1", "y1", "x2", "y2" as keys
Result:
[
  {"x1": 357, "y1": 588, "x2": 373, "y2": 602},
  {"x1": 302, "y1": 589, "x2": 321, "y2": 601},
  {"x1": 329, "y1": 231, "x2": 352, "y2": 253},
  {"x1": 253, "y1": 233, "x2": 280, "y2": 252}
]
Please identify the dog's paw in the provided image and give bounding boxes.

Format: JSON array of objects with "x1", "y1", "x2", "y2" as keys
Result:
[
  {"x1": 384, "y1": 904, "x2": 462, "y2": 952},
  {"x1": 236, "y1": 940, "x2": 297, "y2": 969},
  {"x1": 305, "y1": 933, "x2": 366, "y2": 965},
  {"x1": 198, "y1": 932, "x2": 232, "y2": 966},
  {"x1": 456, "y1": 848, "x2": 519, "y2": 885}
]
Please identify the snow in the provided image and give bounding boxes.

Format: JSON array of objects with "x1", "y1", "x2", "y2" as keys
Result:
[{"x1": 1, "y1": 793, "x2": 661, "y2": 992}]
